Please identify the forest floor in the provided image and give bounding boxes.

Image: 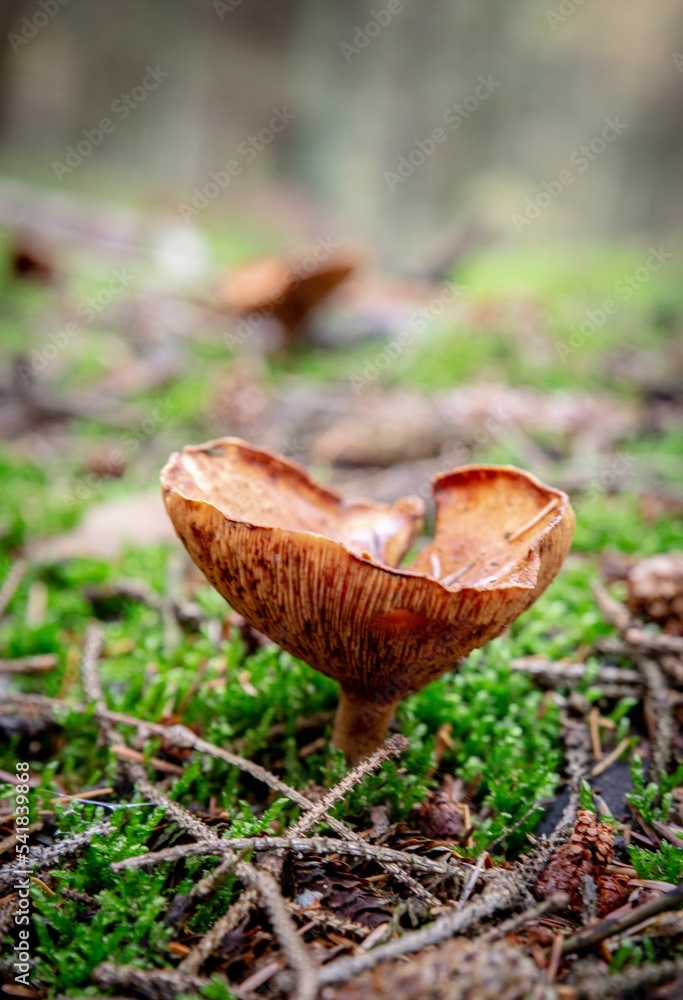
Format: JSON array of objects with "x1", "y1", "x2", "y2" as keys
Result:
[{"x1": 1, "y1": 229, "x2": 683, "y2": 999}]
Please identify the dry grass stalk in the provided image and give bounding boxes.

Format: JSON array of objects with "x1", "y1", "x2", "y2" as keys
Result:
[{"x1": 0, "y1": 560, "x2": 27, "y2": 618}]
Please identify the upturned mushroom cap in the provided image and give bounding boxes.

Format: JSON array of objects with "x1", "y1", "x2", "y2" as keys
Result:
[{"x1": 161, "y1": 438, "x2": 574, "y2": 761}]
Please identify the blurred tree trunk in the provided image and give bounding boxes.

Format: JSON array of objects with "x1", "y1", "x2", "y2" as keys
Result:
[{"x1": 0, "y1": 0, "x2": 25, "y2": 142}]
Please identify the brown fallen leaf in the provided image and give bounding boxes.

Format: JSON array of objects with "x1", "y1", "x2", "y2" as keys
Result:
[
  {"x1": 28, "y1": 492, "x2": 176, "y2": 561},
  {"x1": 288, "y1": 855, "x2": 393, "y2": 929}
]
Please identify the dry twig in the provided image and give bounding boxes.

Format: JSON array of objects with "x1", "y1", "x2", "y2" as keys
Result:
[
  {"x1": 562, "y1": 881, "x2": 683, "y2": 954},
  {"x1": 113, "y1": 835, "x2": 466, "y2": 878},
  {"x1": 178, "y1": 888, "x2": 258, "y2": 975},
  {"x1": 510, "y1": 657, "x2": 641, "y2": 688},
  {"x1": 589, "y1": 736, "x2": 632, "y2": 778},
  {"x1": 575, "y1": 956, "x2": 683, "y2": 999},
  {"x1": 93, "y1": 961, "x2": 210, "y2": 1000},
  {"x1": 592, "y1": 580, "x2": 631, "y2": 631},
  {"x1": 116, "y1": 768, "x2": 317, "y2": 999},
  {"x1": 0, "y1": 820, "x2": 112, "y2": 892},
  {"x1": 316, "y1": 867, "x2": 526, "y2": 986},
  {"x1": 625, "y1": 626, "x2": 683, "y2": 655},
  {"x1": 638, "y1": 656, "x2": 674, "y2": 779},
  {"x1": 0, "y1": 654, "x2": 58, "y2": 673},
  {"x1": 4, "y1": 692, "x2": 439, "y2": 902},
  {"x1": 288, "y1": 735, "x2": 408, "y2": 837}
]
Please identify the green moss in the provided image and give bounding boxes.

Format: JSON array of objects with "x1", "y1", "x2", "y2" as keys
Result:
[
  {"x1": 30, "y1": 804, "x2": 174, "y2": 992},
  {"x1": 629, "y1": 843, "x2": 683, "y2": 885},
  {"x1": 626, "y1": 757, "x2": 683, "y2": 827},
  {"x1": 2, "y1": 239, "x2": 682, "y2": 990}
]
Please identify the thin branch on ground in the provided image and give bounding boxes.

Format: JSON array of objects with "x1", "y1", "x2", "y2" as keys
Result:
[
  {"x1": 237, "y1": 864, "x2": 317, "y2": 1000},
  {"x1": 316, "y1": 868, "x2": 522, "y2": 986},
  {"x1": 178, "y1": 887, "x2": 258, "y2": 975},
  {"x1": 93, "y1": 961, "x2": 210, "y2": 1000},
  {"x1": 0, "y1": 653, "x2": 58, "y2": 673},
  {"x1": 285, "y1": 899, "x2": 371, "y2": 940},
  {"x1": 589, "y1": 736, "x2": 632, "y2": 778},
  {"x1": 575, "y1": 956, "x2": 683, "y2": 999},
  {"x1": 557, "y1": 722, "x2": 591, "y2": 829},
  {"x1": 76, "y1": 638, "x2": 317, "y2": 1000},
  {"x1": 481, "y1": 891, "x2": 570, "y2": 941},
  {"x1": 458, "y1": 852, "x2": 488, "y2": 908},
  {"x1": 0, "y1": 821, "x2": 44, "y2": 858},
  {"x1": 4, "y1": 691, "x2": 441, "y2": 901},
  {"x1": 510, "y1": 657, "x2": 641, "y2": 688},
  {"x1": 625, "y1": 626, "x2": 683, "y2": 655},
  {"x1": 177, "y1": 854, "x2": 238, "y2": 907},
  {"x1": 637, "y1": 656, "x2": 674, "y2": 779},
  {"x1": 288, "y1": 734, "x2": 408, "y2": 837},
  {"x1": 484, "y1": 800, "x2": 547, "y2": 853},
  {"x1": 114, "y1": 772, "x2": 316, "y2": 999},
  {"x1": 0, "y1": 821, "x2": 112, "y2": 893},
  {"x1": 562, "y1": 881, "x2": 683, "y2": 954},
  {"x1": 113, "y1": 834, "x2": 467, "y2": 878},
  {"x1": 592, "y1": 581, "x2": 631, "y2": 631}
]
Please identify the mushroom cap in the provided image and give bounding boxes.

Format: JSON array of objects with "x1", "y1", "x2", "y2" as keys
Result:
[
  {"x1": 216, "y1": 254, "x2": 357, "y2": 330},
  {"x1": 161, "y1": 438, "x2": 574, "y2": 705}
]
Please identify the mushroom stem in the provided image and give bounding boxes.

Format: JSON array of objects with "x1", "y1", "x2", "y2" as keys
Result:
[{"x1": 331, "y1": 689, "x2": 398, "y2": 766}]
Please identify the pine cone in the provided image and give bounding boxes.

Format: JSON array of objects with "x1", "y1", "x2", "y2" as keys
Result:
[
  {"x1": 595, "y1": 872, "x2": 632, "y2": 916},
  {"x1": 626, "y1": 552, "x2": 683, "y2": 636},
  {"x1": 417, "y1": 775, "x2": 464, "y2": 840},
  {"x1": 534, "y1": 811, "x2": 628, "y2": 917}
]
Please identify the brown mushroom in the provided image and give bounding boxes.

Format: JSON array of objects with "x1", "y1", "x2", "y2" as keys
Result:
[
  {"x1": 215, "y1": 252, "x2": 357, "y2": 348},
  {"x1": 161, "y1": 438, "x2": 575, "y2": 764}
]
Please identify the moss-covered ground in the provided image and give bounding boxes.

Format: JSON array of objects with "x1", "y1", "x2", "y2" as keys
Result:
[{"x1": 1, "y1": 234, "x2": 682, "y2": 997}]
